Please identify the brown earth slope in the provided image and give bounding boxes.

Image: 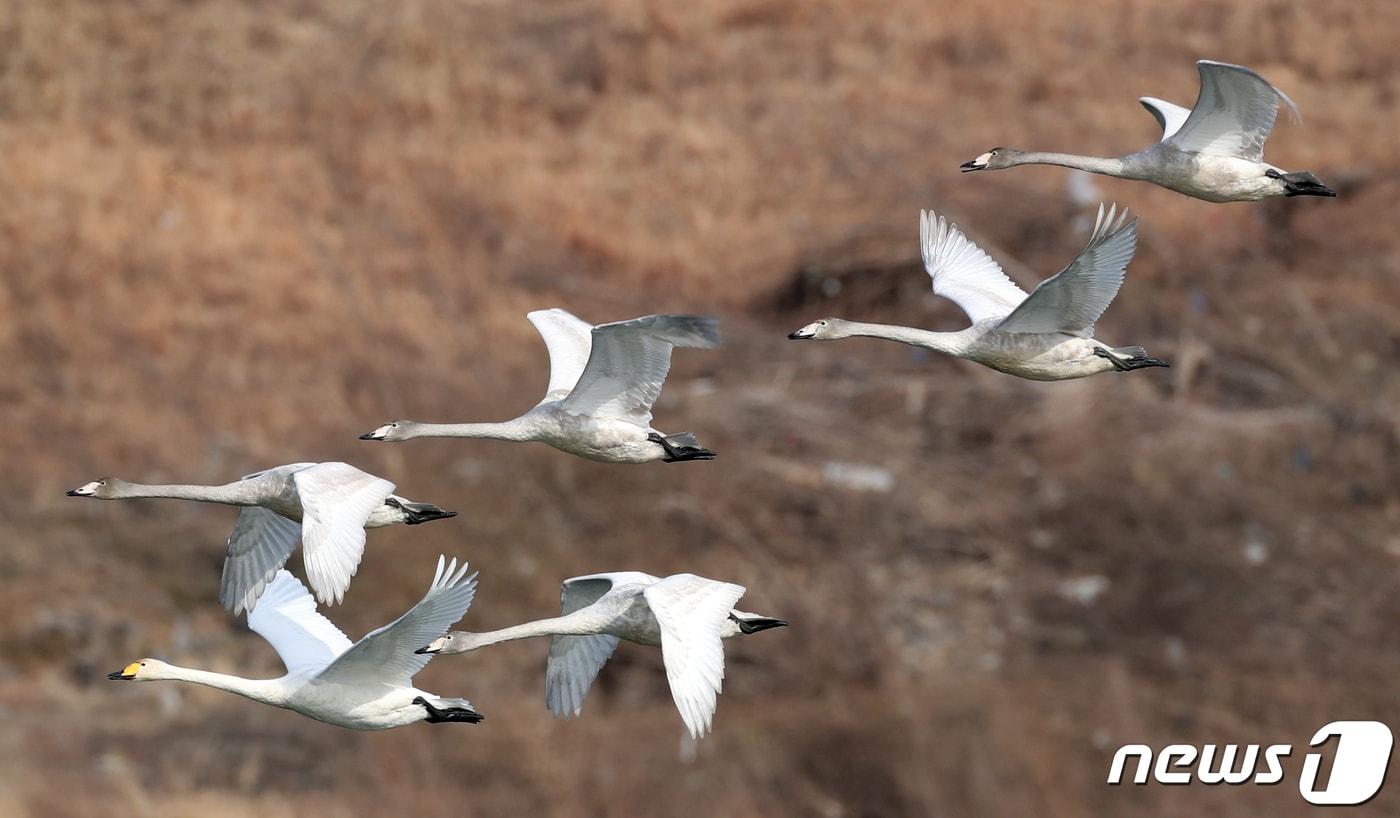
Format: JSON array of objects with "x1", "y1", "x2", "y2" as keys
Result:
[{"x1": 2, "y1": 1, "x2": 1399, "y2": 816}]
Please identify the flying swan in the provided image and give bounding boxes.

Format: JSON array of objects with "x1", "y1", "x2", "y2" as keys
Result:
[
  {"x1": 960, "y1": 60, "x2": 1334, "y2": 202},
  {"x1": 788, "y1": 205, "x2": 1169, "y2": 381},
  {"x1": 67, "y1": 462, "x2": 456, "y2": 614},
  {"x1": 360, "y1": 311, "x2": 721, "y2": 464},
  {"x1": 109, "y1": 556, "x2": 483, "y2": 730},
  {"x1": 417, "y1": 571, "x2": 787, "y2": 739}
]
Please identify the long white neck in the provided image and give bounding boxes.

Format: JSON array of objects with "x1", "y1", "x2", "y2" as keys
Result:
[
  {"x1": 402, "y1": 420, "x2": 536, "y2": 442},
  {"x1": 156, "y1": 666, "x2": 291, "y2": 706},
  {"x1": 442, "y1": 613, "x2": 597, "y2": 653},
  {"x1": 110, "y1": 481, "x2": 252, "y2": 505},
  {"x1": 1008, "y1": 151, "x2": 1130, "y2": 178},
  {"x1": 837, "y1": 321, "x2": 972, "y2": 356}
]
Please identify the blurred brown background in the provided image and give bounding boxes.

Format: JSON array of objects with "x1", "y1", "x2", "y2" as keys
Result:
[{"x1": 3, "y1": 0, "x2": 1399, "y2": 815}]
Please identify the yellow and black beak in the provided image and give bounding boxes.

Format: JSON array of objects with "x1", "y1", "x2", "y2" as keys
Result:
[{"x1": 107, "y1": 662, "x2": 141, "y2": 680}]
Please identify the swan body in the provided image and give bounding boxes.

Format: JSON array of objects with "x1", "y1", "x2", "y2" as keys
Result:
[
  {"x1": 67, "y1": 462, "x2": 457, "y2": 613},
  {"x1": 108, "y1": 557, "x2": 483, "y2": 731},
  {"x1": 789, "y1": 205, "x2": 1169, "y2": 381},
  {"x1": 360, "y1": 311, "x2": 721, "y2": 464},
  {"x1": 961, "y1": 60, "x2": 1335, "y2": 202},
  {"x1": 419, "y1": 571, "x2": 787, "y2": 738}
]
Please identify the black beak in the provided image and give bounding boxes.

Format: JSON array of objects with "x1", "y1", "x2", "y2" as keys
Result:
[
  {"x1": 358, "y1": 432, "x2": 380, "y2": 441},
  {"x1": 959, "y1": 160, "x2": 982, "y2": 172},
  {"x1": 734, "y1": 616, "x2": 789, "y2": 634},
  {"x1": 787, "y1": 331, "x2": 807, "y2": 340},
  {"x1": 66, "y1": 489, "x2": 81, "y2": 496},
  {"x1": 107, "y1": 670, "x2": 131, "y2": 680},
  {"x1": 414, "y1": 646, "x2": 436, "y2": 655}
]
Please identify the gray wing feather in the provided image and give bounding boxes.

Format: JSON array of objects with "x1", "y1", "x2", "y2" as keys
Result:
[{"x1": 995, "y1": 204, "x2": 1137, "y2": 337}]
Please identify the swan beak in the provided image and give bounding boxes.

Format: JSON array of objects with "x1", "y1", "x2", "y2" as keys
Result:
[
  {"x1": 66, "y1": 481, "x2": 100, "y2": 497},
  {"x1": 66, "y1": 489, "x2": 82, "y2": 496},
  {"x1": 959, "y1": 159, "x2": 984, "y2": 172},
  {"x1": 108, "y1": 662, "x2": 141, "y2": 680},
  {"x1": 358, "y1": 431, "x2": 385, "y2": 441},
  {"x1": 787, "y1": 329, "x2": 814, "y2": 340},
  {"x1": 415, "y1": 637, "x2": 446, "y2": 655}
]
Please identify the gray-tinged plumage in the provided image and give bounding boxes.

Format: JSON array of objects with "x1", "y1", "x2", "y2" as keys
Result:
[
  {"x1": 960, "y1": 60, "x2": 1334, "y2": 202},
  {"x1": 66, "y1": 462, "x2": 457, "y2": 613},
  {"x1": 788, "y1": 205, "x2": 1169, "y2": 381}
]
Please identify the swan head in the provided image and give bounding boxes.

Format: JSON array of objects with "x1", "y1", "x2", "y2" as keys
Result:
[
  {"x1": 67, "y1": 478, "x2": 121, "y2": 498},
  {"x1": 415, "y1": 632, "x2": 473, "y2": 655},
  {"x1": 788, "y1": 318, "x2": 852, "y2": 341},
  {"x1": 359, "y1": 421, "x2": 414, "y2": 442},
  {"x1": 960, "y1": 147, "x2": 1017, "y2": 172},
  {"x1": 107, "y1": 658, "x2": 170, "y2": 681}
]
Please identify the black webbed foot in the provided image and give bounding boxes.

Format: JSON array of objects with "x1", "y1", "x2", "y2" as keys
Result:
[
  {"x1": 648, "y1": 432, "x2": 717, "y2": 463},
  {"x1": 414, "y1": 696, "x2": 484, "y2": 724},
  {"x1": 1094, "y1": 347, "x2": 1170, "y2": 372}
]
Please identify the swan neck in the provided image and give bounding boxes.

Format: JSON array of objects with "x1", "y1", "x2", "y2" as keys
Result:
[
  {"x1": 446, "y1": 615, "x2": 588, "y2": 653},
  {"x1": 1010, "y1": 151, "x2": 1127, "y2": 177},
  {"x1": 159, "y1": 665, "x2": 289, "y2": 705},
  {"x1": 405, "y1": 421, "x2": 534, "y2": 442},
  {"x1": 840, "y1": 321, "x2": 968, "y2": 355},
  {"x1": 113, "y1": 482, "x2": 249, "y2": 504}
]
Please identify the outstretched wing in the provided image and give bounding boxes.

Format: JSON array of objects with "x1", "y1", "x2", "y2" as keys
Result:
[
  {"x1": 220, "y1": 507, "x2": 303, "y2": 615},
  {"x1": 1138, "y1": 96, "x2": 1192, "y2": 140},
  {"x1": 920, "y1": 210, "x2": 1029, "y2": 325},
  {"x1": 560, "y1": 315, "x2": 720, "y2": 427},
  {"x1": 1164, "y1": 60, "x2": 1300, "y2": 162},
  {"x1": 995, "y1": 204, "x2": 1137, "y2": 337},
  {"x1": 246, "y1": 571, "x2": 354, "y2": 675},
  {"x1": 527, "y1": 308, "x2": 596, "y2": 403},
  {"x1": 645, "y1": 574, "x2": 746, "y2": 739},
  {"x1": 545, "y1": 574, "x2": 628, "y2": 719},
  {"x1": 294, "y1": 462, "x2": 395, "y2": 607},
  {"x1": 317, "y1": 556, "x2": 477, "y2": 687}
]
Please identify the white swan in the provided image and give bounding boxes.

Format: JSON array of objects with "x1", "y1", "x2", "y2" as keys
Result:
[
  {"x1": 67, "y1": 462, "x2": 456, "y2": 613},
  {"x1": 108, "y1": 556, "x2": 483, "y2": 730},
  {"x1": 960, "y1": 60, "x2": 1335, "y2": 202},
  {"x1": 417, "y1": 571, "x2": 787, "y2": 738},
  {"x1": 360, "y1": 311, "x2": 721, "y2": 463},
  {"x1": 788, "y1": 205, "x2": 1169, "y2": 381}
]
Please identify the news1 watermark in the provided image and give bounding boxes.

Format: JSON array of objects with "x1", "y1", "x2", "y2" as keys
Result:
[{"x1": 1107, "y1": 721, "x2": 1393, "y2": 805}]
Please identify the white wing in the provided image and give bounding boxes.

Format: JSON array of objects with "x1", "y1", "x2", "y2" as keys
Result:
[
  {"x1": 919, "y1": 210, "x2": 1029, "y2": 325},
  {"x1": 1138, "y1": 96, "x2": 1192, "y2": 140},
  {"x1": 545, "y1": 574, "x2": 627, "y2": 719},
  {"x1": 527, "y1": 308, "x2": 596, "y2": 402},
  {"x1": 317, "y1": 556, "x2": 477, "y2": 687},
  {"x1": 293, "y1": 462, "x2": 395, "y2": 607},
  {"x1": 561, "y1": 315, "x2": 720, "y2": 427},
  {"x1": 220, "y1": 507, "x2": 303, "y2": 615},
  {"x1": 1163, "y1": 60, "x2": 1300, "y2": 162},
  {"x1": 996, "y1": 204, "x2": 1137, "y2": 337},
  {"x1": 645, "y1": 574, "x2": 746, "y2": 739},
  {"x1": 246, "y1": 571, "x2": 354, "y2": 675}
]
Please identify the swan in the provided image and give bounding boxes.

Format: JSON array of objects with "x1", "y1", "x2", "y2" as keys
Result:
[
  {"x1": 108, "y1": 556, "x2": 484, "y2": 730},
  {"x1": 787, "y1": 205, "x2": 1169, "y2": 381},
  {"x1": 960, "y1": 60, "x2": 1335, "y2": 202},
  {"x1": 67, "y1": 462, "x2": 457, "y2": 614},
  {"x1": 360, "y1": 311, "x2": 721, "y2": 464},
  {"x1": 417, "y1": 571, "x2": 787, "y2": 738}
]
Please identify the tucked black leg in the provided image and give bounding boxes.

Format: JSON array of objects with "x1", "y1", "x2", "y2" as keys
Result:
[
  {"x1": 1265, "y1": 168, "x2": 1337, "y2": 198},
  {"x1": 647, "y1": 432, "x2": 717, "y2": 462},
  {"x1": 1094, "y1": 347, "x2": 1170, "y2": 372},
  {"x1": 414, "y1": 696, "x2": 484, "y2": 724}
]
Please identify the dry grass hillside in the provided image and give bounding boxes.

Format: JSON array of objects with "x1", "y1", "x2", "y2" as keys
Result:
[{"x1": 2, "y1": 0, "x2": 1399, "y2": 816}]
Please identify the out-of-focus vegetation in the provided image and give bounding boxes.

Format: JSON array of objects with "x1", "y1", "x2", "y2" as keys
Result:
[{"x1": 2, "y1": 1, "x2": 1398, "y2": 815}]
